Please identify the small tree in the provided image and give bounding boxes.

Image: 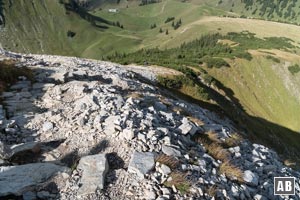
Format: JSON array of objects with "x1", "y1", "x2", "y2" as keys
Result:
[
  {"x1": 166, "y1": 29, "x2": 169, "y2": 35},
  {"x1": 159, "y1": 28, "x2": 163, "y2": 33}
]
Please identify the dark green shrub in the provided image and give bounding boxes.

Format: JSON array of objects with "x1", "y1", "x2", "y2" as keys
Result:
[
  {"x1": 266, "y1": 55, "x2": 280, "y2": 63},
  {"x1": 288, "y1": 64, "x2": 300, "y2": 75}
]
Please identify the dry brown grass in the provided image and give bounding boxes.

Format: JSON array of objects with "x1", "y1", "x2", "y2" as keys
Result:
[
  {"x1": 207, "y1": 185, "x2": 218, "y2": 197},
  {"x1": 187, "y1": 116, "x2": 204, "y2": 126},
  {"x1": 207, "y1": 143, "x2": 230, "y2": 161},
  {"x1": 219, "y1": 161, "x2": 244, "y2": 183},
  {"x1": 224, "y1": 133, "x2": 243, "y2": 147},
  {"x1": 156, "y1": 154, "x2": 179, "y2": 169},
  {"x1": 284, "y1": 159, "x2": 296, "y2": 167},
  {"x1": 194, "y1": 131, "x2": 244, "y2": 183},
  {"x1": 207, "y1": 130, "x2": 221, "y2": 143},
  {"x1": 125, "y1": 92, "x2": 143, "y2": 99},
  {"x1": 171, "y1": 106, "x2": 190, "y2": 116},
  {"x1": 196, "y1": 136, "x2": 230, "y2": 161},
  {"x1": 158, "y1": 96, "x2": 173, "y2": 107},
  {"x1": 164, "y1": 172, "x2": 190, "y2": 194}
]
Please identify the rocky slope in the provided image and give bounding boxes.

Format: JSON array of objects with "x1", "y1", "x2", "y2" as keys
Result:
[{"x1": 0, "y1": 50, "x2": 299, "y2": 200}]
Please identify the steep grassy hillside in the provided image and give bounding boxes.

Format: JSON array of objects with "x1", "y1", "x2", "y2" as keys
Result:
[
  {"x1": 2, "y1": 0, "x2": 300, "y2": 57},
  {"x1": 0, "y1": 0, "x2": 75, "y2": 55},
  {"x1": 0, "y1": 0, "x2": 129, "y2": 57},
  {"x1": 107, "y1": 31, "x2": 300, "y2": 159},
  {"x1": 215, "y1": 0, "x2": 300, "y2": 24}
]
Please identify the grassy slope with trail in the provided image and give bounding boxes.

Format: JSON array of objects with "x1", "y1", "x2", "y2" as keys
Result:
[{"x1": 2, "y1": 0, "x2": 300, "y2": 57}]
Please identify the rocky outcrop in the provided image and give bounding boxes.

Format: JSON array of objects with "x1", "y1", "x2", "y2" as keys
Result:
[
  {"x1": 0, "y1": 163, "x2": 69, "y2": 196},
  {"x1": 0, "y1": 51, "x2": 299, "y2": 199}
]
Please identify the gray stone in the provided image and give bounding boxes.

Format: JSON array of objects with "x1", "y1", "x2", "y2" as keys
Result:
[
  {"x1": 5, "y1": 127, "x2": 17, "y2": 134},
  {"x1": 161, "y1": 188, "x2": 170, "y2": 196},
  {"x1": 37, "y1": 191, "x2": 50, "y2": 199},
  {"x1": 231, "y1": 185, "x2": 239, "y2": 197},
  {"x1": 0, "y1": 106, "x2": 4, "y2": 116},
  {"x1": 42, "y1": 122, "x2": 54, "y2": 132},
  {"x1": 154, "y1": 102, "x2": 167, "y2": 111},
  {"x1": 137, "y1": 133, "x2": 147, "y2": 143},
  {"x1": 10, "y1": 81, "x2": 31, "y2": 90},
  {"x1": 144, "y1": 190, "x2": 156, "y2": 200},
  {"x1": 162, "y1": 136, "x2": 171, "y2": 145},
  {"x1": 0, "y1": 142, "x2": 10, "y2": 159},
  {"x1": 120, "y1": 128, "x2": 135, "y2": 140},
  {"x1": 103, "y1": 115, "x2": 120, "y2": 135},
  {"x1": 254, "y1": 194, "x2": 267, "y2": 200},
  {"x1": 0, "y1": 163, "x2": 69, "y2": 196},
  {"x1": 0, "y1": 142, "x2": 40, "y2": 159},
  {"x1": 10, "y1": 142, "x2": 40, "y2": 157},
  {"x1": 162, "y1": 145, "x2": 181, "y2": 157},
  {"x1": 159, "y1": 111, "x2": 173, "y2": 122},
  {"x1": 77, "y1": 154, "x2": 108, "y2": 196},
  {"x1": 263, "y1": 165, "x2": 276, "y2": 173},
  {"x1": 160, "y1": 164, "x2": 171, "y2": 175},
  {"x1": 23, "y1": 191, "x2": 37, "y2": 200},
  {"x1": 243, "y1": 170, "x2": 259, "y2": 186},
  {"x1": 178, "y1": 118, "x2": 198, "y2": 135},
  {"x1": 114, "y1": 95, "x2": 124, "y2": 110},
  {"x1": 128, "y1": 151, "x2": 155, "y2": 179}
]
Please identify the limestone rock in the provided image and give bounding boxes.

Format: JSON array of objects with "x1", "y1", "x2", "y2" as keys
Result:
[
  {"x1": 128, "y1": 151, "x2": 155, "y2": 179},
  {"x1": 0, "y1": 163, "x2": 69, "y2": 196},
  {"x1": 160, "y1": 164, "x2": 171, "y2": 176},
  {"x1": 42, "y1": 122, "x2": 54, "y2": 132},
  {"x1": 162, "y1": 145, "x2": 181, "y2": 157},
  {"x1": 77, "y1": 154, "x2": 109, "y2": 196},
  {"x1": 0, "y1": 142, "x2": 40, "y2": 160},
  {"x1": 120, "y1": 128, "x2": 135, "y2": 140},
  {"x1": 243, "y1": 170, "x2": 259, "y2": 186},
  {"x1": 178, "y1": 118, "x2": 198, "y2": 135}
]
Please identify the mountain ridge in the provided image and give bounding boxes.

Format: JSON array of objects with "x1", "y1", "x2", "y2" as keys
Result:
[{"x1": 0, "y1": 50, "x2": 299, "y2": 199}]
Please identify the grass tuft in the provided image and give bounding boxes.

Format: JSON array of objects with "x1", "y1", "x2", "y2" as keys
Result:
[
  {"x1": 224, "y1": 133, "x2": 243, "y2": 147},
  {"x1": 125, "y1": 92, "x2": 144, "y2": 99},
  {"x1": 196, "y1": 136, "x2": 230, "y2": 161},
  {"x1": 187, "y1": 116, "x2": 204, "y2": 126},
  {"x1": 207, "y1": 130, "x2": 221, "y2": 143},
  {"x1": 219, "y1": 161, "x2": 244, "y2": 183},
  {"x1": 207, "y1": 143, "x2": 231, "y2": 161},
  {"x1": 207, "y1": 185, "x2": 218, "y2": 197},
  {"x1": 156, "y1": 154, "x2": 179, "y2": 169},
  {"x1": 164, "y1": 171, "x2": 190, "y2": 194}
]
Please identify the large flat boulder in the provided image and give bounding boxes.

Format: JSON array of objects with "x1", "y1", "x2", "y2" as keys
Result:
[
  {"x1": 128, "y1": 151, "x2": 155, "y2": 179},
  {"x1": 0, "y1": 163, "x2": 69, "y2": 196},
  {"x1": 77, "y1": 154, "x2": 109, "y2": 196}
]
